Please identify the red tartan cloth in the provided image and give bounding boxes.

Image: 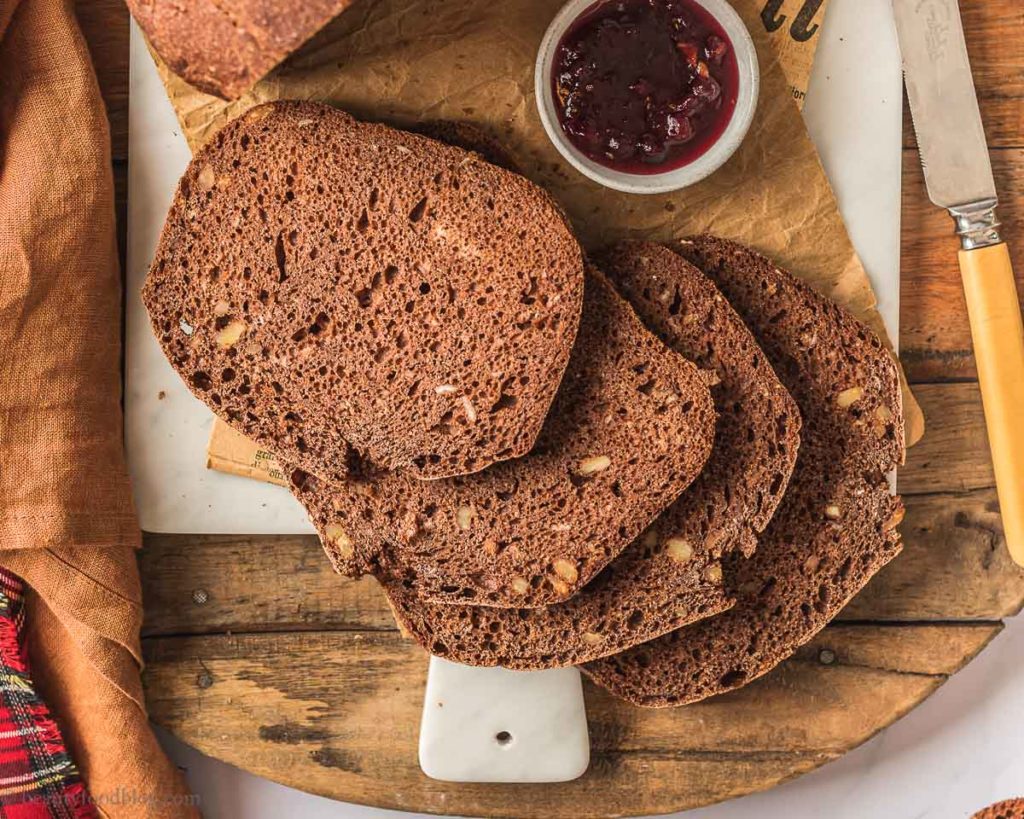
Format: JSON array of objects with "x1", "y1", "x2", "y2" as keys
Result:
[{"x1": 0, "y1": 570, "x2": 95, "y2": 819}]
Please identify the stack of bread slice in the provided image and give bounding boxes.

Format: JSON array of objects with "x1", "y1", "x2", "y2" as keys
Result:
[{"x1": 145, "y1": 101, "x2": 905, "y2": 708}]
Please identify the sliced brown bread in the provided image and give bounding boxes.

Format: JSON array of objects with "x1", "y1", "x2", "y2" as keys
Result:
[
  {"x1": 128, "y1": 0, "x2": 359, "y2": 100},
  {"x1": 584, "y1": 236, "x2": 905, "y2": 706},
  {"x1": 290, "y1": 266, "x2": 717, "y2": 608},
  {"x1": 602, "y1": 242, "x2": 801, "y2": 559},
  {"x1": 975, "y1": 799, "x2": 1024, "y2": 819},
  {"x1": 143, "y1": 101, "x2": 585, "y2": 483},
  {"x1": 361, "y1": 242, "x2": 798, "y2": 667}
]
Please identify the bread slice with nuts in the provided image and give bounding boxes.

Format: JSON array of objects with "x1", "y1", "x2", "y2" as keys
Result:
[
  {"x1": 361, "y1": 242, "x2": 798, "y2": 667},
  {"x1": 584, "y1": 236, "x2": 905, "y2": 706},
  {"x1": 290, "y1": 266, "x2": 717, "y2": 608},
  {"x1": 128, "y1": 0, "x2": 359, "y2": 100},
  {"x1": 143, "y1": 101, "x2": 585, "y2": 484}
]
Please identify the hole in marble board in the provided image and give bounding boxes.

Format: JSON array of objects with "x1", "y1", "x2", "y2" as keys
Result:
[{"x1": 494, "y1": 730, "x2": 513, "y2": 747}]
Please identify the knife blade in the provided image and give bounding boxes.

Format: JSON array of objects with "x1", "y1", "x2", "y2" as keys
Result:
[
  {"x1": 893, "y1": 0, "x2": 994, "y2": 212},
  {"x1": 893, "y1": 0, "x2": 1024, "y2": 567}
]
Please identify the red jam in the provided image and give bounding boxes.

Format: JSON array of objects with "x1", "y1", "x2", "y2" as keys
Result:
[{"x1": 552, "y1": 0, "x2": 739, "y2": 174}]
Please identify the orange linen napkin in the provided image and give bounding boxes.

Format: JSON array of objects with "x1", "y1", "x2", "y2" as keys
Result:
[{"x1": 0, "y1": 0, "x2": 196, "y2": 814}]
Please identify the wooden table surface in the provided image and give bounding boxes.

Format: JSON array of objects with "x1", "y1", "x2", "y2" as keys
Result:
[{"x1": 81, "y1": 1, "x2": 1024, "y2": 815}]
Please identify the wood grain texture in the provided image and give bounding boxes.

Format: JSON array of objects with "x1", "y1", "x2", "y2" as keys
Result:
[
  {"x1": 901, "y1": 0, "x2": 1024, "y2": 151},
  {"x1": 140, "y1": 492, "x2": 1024, "y2": 638},
  {"x1": 88, "y1": 0, "x2": 1024, "y2": 813},
  {"x1": 900, "y1": 382, "x2": 994, "y2": 495},
  {"x1": 140, "y1": 624, "x2": 998, "y2": 818},
  {"x1": 901, "y1": 151, "x2": 1024, "y2": 383},
  {"x1": 77, "y1": 0, "x2": 128, "y2": 159}
]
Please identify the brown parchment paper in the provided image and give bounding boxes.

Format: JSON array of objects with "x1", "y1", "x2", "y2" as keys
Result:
[
  {"x1": 146, "y1": 0, "x2": 923, "y2": 481},
  {"x1": 763, "y1": 0, "x2": 828, "y2": 108},
  {"x1": 207, "y1": 422, "x2": 290, "y2": 486}
]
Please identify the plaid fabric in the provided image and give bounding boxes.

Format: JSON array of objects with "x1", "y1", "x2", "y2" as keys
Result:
[{"x1": 0, "y1": 570, "x2": 95, "y2": 819}]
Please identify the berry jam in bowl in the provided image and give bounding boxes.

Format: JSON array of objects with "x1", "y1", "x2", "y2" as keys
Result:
[{"x1": 536, "y1": 0, "x2": 759, "y2": 194}]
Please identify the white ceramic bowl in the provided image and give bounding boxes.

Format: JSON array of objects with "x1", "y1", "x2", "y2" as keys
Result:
[{"x1": 535, "y1": 0, "x2": 760, "y2": 195}]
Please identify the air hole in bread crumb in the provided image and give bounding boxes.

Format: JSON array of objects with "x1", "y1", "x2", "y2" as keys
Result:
[
  {"x1": 274, "y1": 234, "x2": 287, "y2": 283},
  {"x1": 357, "y1": 209, "x2": 370, "y2": 233},
  {"x1": 720, "y1": 670, "x2": 746, "y2": 687},
  {"x1": 668, "y1": 289, "x2": 682, "y2": 316},
  {"x1": 490, "y1": 392, "x2": 517, "y2": 413},
  {"x1": 309, "y1": 312, "x2": 330, "y2": 335},
  {"x1": 408, "y1": 196, "x2": 428, "y2": 223}
]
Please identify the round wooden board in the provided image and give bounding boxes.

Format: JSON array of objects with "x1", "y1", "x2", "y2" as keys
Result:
[
  {"x1": 86, "y1": 0, "x2": 1024, "y2": 810},
  {"x1": 138, "y1": 381, "x2": 1024, "y2": 816}
]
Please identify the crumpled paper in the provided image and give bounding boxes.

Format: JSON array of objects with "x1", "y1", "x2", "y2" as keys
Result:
[{"x1": 150, "y1": 0, "x2": 924, "y2": 449}]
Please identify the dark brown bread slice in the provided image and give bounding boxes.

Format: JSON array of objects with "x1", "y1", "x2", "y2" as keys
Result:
[
  {"x1": 128, "y1": 0, "x2": 359, "y2": 100},
  {"x1": 143, "y1": 101, "x2": 585, "y2": 483},
  {"x1": 359, "y1": 243, "x2": 799, "y2": 668},
  {"x1": 584, "y1": 236, "x2": 906, "y2": 706},
  {"x1": 290, "y1": 267, "x2": 717, "y2": 608},
  {"x1": 602, "y1": 242, "x2": 801, "y2": 559}
]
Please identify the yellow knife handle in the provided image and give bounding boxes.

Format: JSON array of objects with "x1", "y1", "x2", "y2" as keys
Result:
[{"x1": 960, "y1": 242, "x2": 1024, "y2": 566}]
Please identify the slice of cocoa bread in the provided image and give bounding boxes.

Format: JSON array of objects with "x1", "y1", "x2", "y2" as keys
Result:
[
  {"x1": 584, "y1": 236, "x2": 905, "y2": 706},
  {"x1": 290, "y1": 266, "x2": 717, "y2": 608},
  {"x1": 128, "y1": 0, "x2": 359, "y2": 100},
  {"x1": 358, "y1": 243, "x2": 798, "y2": 667},
  {"x1": 975, "y1": 799, "x2": 1024, "y2": 819},
  {"x1": 143, "y1": 101, "x2": 585, "y2": 483}
]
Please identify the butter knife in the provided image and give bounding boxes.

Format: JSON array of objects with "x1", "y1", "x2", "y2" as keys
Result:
[{"x1": 893, "y1": 0, "x2": 1024, "y2": 566}]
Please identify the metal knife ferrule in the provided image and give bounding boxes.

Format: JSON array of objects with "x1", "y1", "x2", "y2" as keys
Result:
[{"x1": 949, "y1": 199, "x2": 1002, "y2": 251}]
